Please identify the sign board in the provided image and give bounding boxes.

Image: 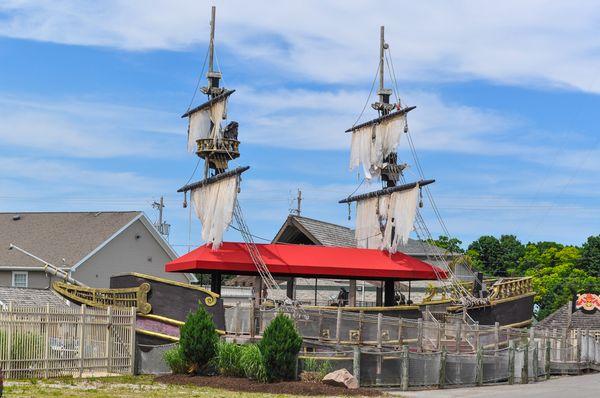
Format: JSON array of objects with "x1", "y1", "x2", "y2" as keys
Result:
[{"x1": 573, "y1": 293, "x2": 600, "y2": 314}]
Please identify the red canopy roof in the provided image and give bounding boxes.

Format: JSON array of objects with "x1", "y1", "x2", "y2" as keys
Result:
[{"x1": 166, "y1": 242, "x2": 446, "y2": 281}]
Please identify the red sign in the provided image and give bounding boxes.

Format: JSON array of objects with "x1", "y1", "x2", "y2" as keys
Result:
[{"x1": 575, "y1": 293, "x2": 600, "y2": 313}]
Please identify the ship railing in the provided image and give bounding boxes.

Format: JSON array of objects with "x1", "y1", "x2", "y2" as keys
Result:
[
  {"x1": 488, "y1": 277, "x2": 533, "y2": 301},
  {"x1": 53, "y1": 281, "x2": 152, "y2": 314}
]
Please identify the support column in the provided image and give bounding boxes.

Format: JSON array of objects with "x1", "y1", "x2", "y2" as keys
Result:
[
  {"x1": 253, "y1": 276, "x2": 263, "y2": 304},
  {"x1": 286, "y1": 277, "x2": 295, "y2": 301},
  {"x1": 349, "y1": 280, "x2": 357, "y2": 307},
  {"x1": 376, "y1": 282, "x2": 383, "y2": 307},
  {"x1": 384, "y1": 280, "x2": 395, "y2": 307},
  {"x1": 210, "y1": 271, "x2": 222, "y2": 295}
]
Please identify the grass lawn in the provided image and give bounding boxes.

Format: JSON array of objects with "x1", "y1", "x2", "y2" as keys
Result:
[{"x1": 3, "y1": 375, "x2": 313, "y2": 398}]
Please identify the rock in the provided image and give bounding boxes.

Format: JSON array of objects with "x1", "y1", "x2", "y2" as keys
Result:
[{"x1": 322, "y1": 368, "x2": 359, "y2": 389}]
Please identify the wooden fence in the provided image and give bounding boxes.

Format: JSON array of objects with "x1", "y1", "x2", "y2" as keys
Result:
[{"x1": 0, "y1": 304, "x2": 136, "y2": 379}]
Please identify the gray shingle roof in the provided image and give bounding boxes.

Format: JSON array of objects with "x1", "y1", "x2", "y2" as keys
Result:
[
  {"x1": 0, "y1": 211, "x2": 141, "y2": 269},
  {"x1": 274, "y1": 215, "x2": 445, "y2": 256},
  {"x1": 536, "y1": 303, "x2": 600, "y2": 330},
  {"x1": 0, "y1": 287, "x2": 73, "y2": 309}
]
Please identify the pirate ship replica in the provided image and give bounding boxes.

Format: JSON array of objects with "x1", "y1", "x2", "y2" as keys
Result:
[
  {"x1": 166, "y1": 8, "x2": 535, "y2": 329},
  {"x1": 44, "y1": 7, "x2": 534, "y2": 344}
]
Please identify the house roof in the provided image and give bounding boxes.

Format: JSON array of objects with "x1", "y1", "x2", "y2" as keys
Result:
[
  {"x1": 273, "y1": 215, "x2": 448, "y2": 256},
  {"x1": 166, "y1": 242, "x2": 447, "y2": 281},
  {"x1": 536, "y1": 303, "x2": 600, "y2": 330},
  {"x1": 0, "y1": 287, "x2": 73, "y2": 309},
  {"x1": 0, "y1": 211, "x2": 143, "y2": 269}
]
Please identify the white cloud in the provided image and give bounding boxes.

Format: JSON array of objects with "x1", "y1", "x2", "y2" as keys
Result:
[
  {"x1": 0, "y1": 94, "x2": 183, "y2": 158},
  {"x1": 2, "y1": 1, "x2": 600, "y2": 93}
]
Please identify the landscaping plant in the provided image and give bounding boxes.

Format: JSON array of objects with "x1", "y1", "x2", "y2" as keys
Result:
[
  {"x1": 163, "y1": 345, "x2": 188, "y2": 374},
  {"x1": 239, "y1": 344, "x2": 268, "y2": 383},
  {"x1": 216, "y1": 341, "x2": 244, "y2": 377},
  {"x1": 258, "y1": 312, "x2": 302, "y2": 382},
  {"x1": 179, "y1": 305, "x2": 219, "y2": 374}
]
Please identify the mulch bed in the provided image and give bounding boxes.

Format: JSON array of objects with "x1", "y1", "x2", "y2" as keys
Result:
[{"x1": 155, "y1": 374, "x2": 384, "y2": 396}]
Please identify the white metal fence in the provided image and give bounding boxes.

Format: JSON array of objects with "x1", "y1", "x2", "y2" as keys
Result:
[{"x1": 0, "y1": 304, "x2": 136, "y2": 379}]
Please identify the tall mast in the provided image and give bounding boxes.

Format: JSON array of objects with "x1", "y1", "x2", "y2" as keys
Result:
[
  {"x1": 373, "y1": 26, "x2": 393, "y2": 116},
  {"x1": 203, "y1": 6, "x2": 223, "y2": 99}
]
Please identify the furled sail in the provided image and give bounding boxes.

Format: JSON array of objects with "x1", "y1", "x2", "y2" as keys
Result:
[
  {"x1": 354, "y1": 185, "x2": 419, "y2": 253},
  {"x1": 186, "y1": 96, "x2": 229, "y2": 153},
  {"x1": 190, "y1": 173, "x2": 238, "y2": 250},
  {"x1": 349, "y1": 114, "x2": 406, "y2": 179}
]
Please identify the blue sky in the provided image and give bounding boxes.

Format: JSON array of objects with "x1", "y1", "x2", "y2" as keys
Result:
[{"x1": 1, "y1": 1, "x2": 600, "y2": 253}]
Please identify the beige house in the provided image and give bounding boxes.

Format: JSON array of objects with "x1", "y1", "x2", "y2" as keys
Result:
[{"x1": 0, "y1": 211, "x2": 194, "y2": 288}]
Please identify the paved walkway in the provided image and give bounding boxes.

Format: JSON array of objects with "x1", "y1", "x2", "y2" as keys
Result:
[{"x1": 388, "y1": 372, "x2": 600, "y2": 397}]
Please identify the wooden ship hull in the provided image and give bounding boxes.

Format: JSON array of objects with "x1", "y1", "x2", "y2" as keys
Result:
[{"x1": 54, "y1": 272, "x2": 226, "y2": 345}]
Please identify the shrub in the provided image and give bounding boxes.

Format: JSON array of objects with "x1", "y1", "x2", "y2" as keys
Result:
[
  {"x1": 179, "y1": 305, "x2": 219, "y2": 374},
  {"x1": 300, "y1": 358, "x2": 332, "y2": 382},
  {"x1": 216, "y1": 341, "x2": 244, "y2": 377},
  {"x1": 258, "y1": 313, "x2": 302, "y2": 382},
  {"x1": 239, "y1": 344, "x2": 268, "y2": 383},
  {"x1": 163, "y1": 345, "x2": 188, "y2": 374}
]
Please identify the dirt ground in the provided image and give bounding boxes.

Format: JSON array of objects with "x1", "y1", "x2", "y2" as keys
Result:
[{"x1": 155, "y1": 374, "x2": 385, "y2": 396}]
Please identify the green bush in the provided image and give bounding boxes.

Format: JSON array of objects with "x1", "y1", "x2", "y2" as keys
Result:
[
  {"x1": 239, "y1": 344, "x2": 268, "y2": 383},
  {"x1": 216, "y1": 341, "x2": 244, "y2": 377},
  {"x1": 258, "y1": 313, "x2": 302, "y2": 382},
  {"x1": 179, "y1": 305, "x2": 219, "y2": 374},
  {"x1": 163, "y1": 345, "x2": 188, "y2": 374},
  {"x1": 0, "y1": 329, "x2": 44, "y2": 360}
]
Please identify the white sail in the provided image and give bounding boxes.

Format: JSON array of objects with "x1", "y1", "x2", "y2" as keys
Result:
[
  {"x1": 186, "y1": 97, "x2": 229, "y2": 153},
  {"x1": 188, "y1": 109, "x2": 211, "y2": 152},
  {"x1": 349, "y1": 114, "x2": 406, "y2": 180},
  {"x1": 190, "y1": 174, "x2": 238, "y2": 250},
  {"x1": 382, "y1": 186, "x2": 420, "y2": 251},
  {"x1": 354, "y1": 185, "x2": 419, "y2": 253}
]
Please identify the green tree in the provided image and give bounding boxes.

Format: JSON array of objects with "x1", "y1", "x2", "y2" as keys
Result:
[
  {"x1": 526, "y1": 246, "x2": 600, "y2": 319},
  {"x1": 467, "y1": 235, "x2": 525, "y2": 276},
  {"x1": 259, "y1": 313, "x2": 302, "y2": 382},
  {"x1": 580, "y1": 235, "x2": 600, "y2": 276},
  {"x1": 427, "y1": 235, "x2": 465, "y2": 254},
  {"x1": 179, "y1": 305, "x2": 220, "y2": 374}
]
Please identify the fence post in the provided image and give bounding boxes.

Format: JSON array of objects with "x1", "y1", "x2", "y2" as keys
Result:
[
  {"x1": 79, "y1": 304, "x2": 87, "y2": 377},
  {"x1": 358, "y1": 311, "x2": 364, "y2": 344},
  {"x1": 508, "y1": 340, "x2": 515, "y2": 385},
  {"x1": 335, "y1": 306, "x2": 342, "y2": 344},
  {"x1": 474, "y1": 321, "x2": 480, "y2": 352},
  {"x1": 6, "y1": 302, "x2": 12, "y2": 378},
  {"x1": 545, "y1": 331, "x2": 551, "y2": 379},
  {"x1": 397, "y1": 317, "x2": 404, "y2": 346},
  {"x1": 456, "y1": 321, "x2": 462, "y2": 353},
  {"x1": 44, "y1": 303, "x2": 50, "y2": 378},
  {"x1": 353, "y1": 345, "x2": 361, "y2": 387},
  {"x1": 401, "y1": 345, "x2": 409, "y2": 391},
  {"x1": 106, "y1": 306, "x2": 112, "y2": 375},
  {"x1": 533, "y1": 342, "x2": 539, "y2": 382},
  {"x1": 522, "y1": 341, "x2": 529, "y2": 384},
  {"x1": 576, "y1": 329, "x2": 582, "y2": 374},
  {"x1": 377, "y1": 313, "x2": 383, "y2": 349},
  {"x1": 129, "y1": 307, "x2": 136, "y2": 375},
  {"x1": 438, "y1": 346, "x2": 446, "y2": 389},
  {"x1": 249, "y1": 299, "x2": 256, "y2": 342},
  {"x1": 417, "y1": 318, "x2": 423, "y2": 352},
  {"x1": 437, "y1": 321, "x2": 444, "y2": 351},
  {"x1": 317, "y1": 309, "x2": 323, "y2": 341},
  {"x1": 494, "y1": 321, "x2": 500, "y2": 352},
  {"x1": 476, "y1": 346, "x2": 483, "y2": 386},
  {"x1": 232, "y1": 302, "x2": 240, "y2": 337}
]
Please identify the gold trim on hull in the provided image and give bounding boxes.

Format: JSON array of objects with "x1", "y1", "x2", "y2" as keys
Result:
[{"x1": 53, "y1": 281, "x2": 152, "y2": 314}]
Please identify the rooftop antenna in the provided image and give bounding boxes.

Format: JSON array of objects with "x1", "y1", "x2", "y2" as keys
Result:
[{"x1": 291, "y1": 189, "x2": 302, "y2": 216}]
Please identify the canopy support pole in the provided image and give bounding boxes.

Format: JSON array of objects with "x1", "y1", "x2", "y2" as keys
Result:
[
  {"x1": 376, "y1": 282, "x2": 383, "y2": 307},
  {"x1": 286, "y1": 278, "x2": 295, "y2": 300},
  {"x1": 349, "y1": 280, "x2": 357, "y2": 306},
  {"x1": 384, "y1": 280, "x2": 395, "y2": 307},
  {"x1": 210, "y1": 271, "x2": 222, "y2": 295}
]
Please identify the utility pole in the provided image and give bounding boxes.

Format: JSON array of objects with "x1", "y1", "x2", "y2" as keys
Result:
[
  {"x1": 291, "y1": 189, "x2": 302, "y2": 216},
  {"x1": 152, "y1": 196, "x2": 170, "y2": 239}
]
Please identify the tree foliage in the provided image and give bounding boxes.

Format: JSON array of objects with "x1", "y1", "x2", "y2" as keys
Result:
[
  {"x1": 179, "y1": 305, "x2": 219, "y2": 374},
  {"x1": 580, "y1": 235, "x2": 600, "y2": 276},
  {"x1": 258, "y1": 313, "x2": 302, "y2": 382},
  {"x1": 427, "y1": 236, "x2": 465, "y2": 254}
]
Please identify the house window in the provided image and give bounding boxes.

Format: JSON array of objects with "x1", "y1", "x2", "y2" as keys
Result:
[{"x1": 12, "y1": 271, "x2": 28, "y2": 288}]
